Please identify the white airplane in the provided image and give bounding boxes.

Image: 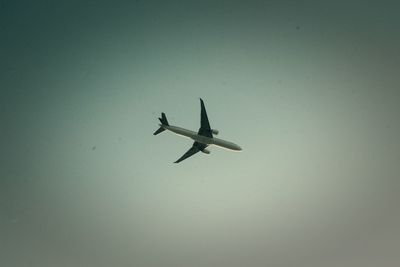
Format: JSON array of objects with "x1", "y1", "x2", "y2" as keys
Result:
[{"x1": 154, "y1": 98, "x2": 242, "y2": 163}]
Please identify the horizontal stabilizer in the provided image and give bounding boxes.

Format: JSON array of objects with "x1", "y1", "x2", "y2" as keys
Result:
[
  {"x1": 153, "y1": 126, "x2": 165, "y2": 135},
  {"x1": 154, "y1": 112, "x2": 168, "y2": 135}
]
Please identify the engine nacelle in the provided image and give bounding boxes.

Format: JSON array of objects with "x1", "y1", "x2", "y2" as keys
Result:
[
  {"x1": 212, "y1": 129, "x2": 219, "y2": 135},
  {"x1": 201, "y1": 148, "x2": 211, "y2": 154}
]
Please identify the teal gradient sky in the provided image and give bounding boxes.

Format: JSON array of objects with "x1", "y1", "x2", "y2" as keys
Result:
[{"x1": 1, "y1": 1, "x2": 400, "y2": 266}]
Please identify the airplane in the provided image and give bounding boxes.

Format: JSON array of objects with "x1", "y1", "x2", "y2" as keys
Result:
[{"x1": 153, "y1": 98, "x2": 242, "y2": 163}]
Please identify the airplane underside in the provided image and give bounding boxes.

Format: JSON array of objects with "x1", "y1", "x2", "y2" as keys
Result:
[{"x1": 154, "y1": 98, "x2": 241, "y2": 163}]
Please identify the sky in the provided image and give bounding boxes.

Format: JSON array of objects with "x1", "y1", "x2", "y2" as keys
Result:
[{"x1": 1, "y1": 1, "x2": 400, "y2": 266}]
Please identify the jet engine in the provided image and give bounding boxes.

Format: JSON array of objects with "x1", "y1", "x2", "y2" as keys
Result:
[
  {"x1": 212, "y1": 129, "x2": 219, "y2": 135},
  {"x1": 201, "y1": 149, "x2": 211, "y2": 154}
]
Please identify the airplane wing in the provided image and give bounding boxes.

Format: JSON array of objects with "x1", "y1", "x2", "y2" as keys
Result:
[
  {"x1": 197, "y1": 98, "x2": 213, "y2": 138},
  {"x1": 174, "y1": 142, "x2": 207, "y2": 163}
]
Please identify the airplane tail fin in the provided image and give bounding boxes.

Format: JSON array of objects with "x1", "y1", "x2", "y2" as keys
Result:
[
  {"x1": 153, "y1": 112, "x2": 169, "y2": 135},
  {"x1": 158, "y1": 112, "x2": 169, "y2": 126}
]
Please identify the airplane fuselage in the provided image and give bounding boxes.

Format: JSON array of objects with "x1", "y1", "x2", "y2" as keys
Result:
[{"x1": 163, "y1": 125, "x2": 242, "y2": 151}]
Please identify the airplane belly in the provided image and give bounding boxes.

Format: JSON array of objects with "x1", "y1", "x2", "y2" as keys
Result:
[
  {"x1": 167, "y1": 126, "x2": 197, "y2": 139},
  {"x1": 191, "y1": 135, "x2": 213, "y2": 144},
  {"x1": 212, "y1": 138, "x2": 242, "y2": 151}
]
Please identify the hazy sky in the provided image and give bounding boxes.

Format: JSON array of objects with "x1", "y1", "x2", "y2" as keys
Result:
[{"x1": 1, "y1": 1, "x2": 400, "y2": 266}]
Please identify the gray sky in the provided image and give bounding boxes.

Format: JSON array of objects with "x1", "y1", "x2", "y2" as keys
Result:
[{"x1": 1, "y1": 1, "x2": 400, "y2": 266}]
